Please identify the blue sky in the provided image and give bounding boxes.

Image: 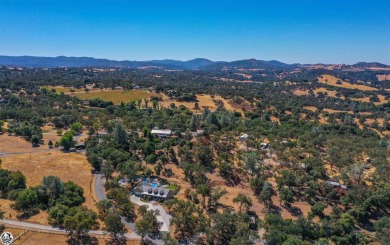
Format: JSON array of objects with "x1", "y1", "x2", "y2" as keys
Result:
[{"x1": 0, "y1": 0, "x2": 389, "y2": 64}]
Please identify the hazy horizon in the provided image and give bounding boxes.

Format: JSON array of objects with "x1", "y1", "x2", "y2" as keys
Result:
[
  {"x1": 1, "y1": 54, "x2": 389, "y2": 66},
  {"x1": 1, "y1": 0, "x2": 389, "y2": 64}
]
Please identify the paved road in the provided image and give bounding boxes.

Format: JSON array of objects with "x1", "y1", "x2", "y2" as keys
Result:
[
  {"x1": 0, "y1": 174, "x2": 140, "y2": 241},
  {"x1": 130, "y1": 195, "x2": 172, "y2": 232},
  {"x1": 0, "y1": 175, "x2": 163, "y2": 244},
  {"x1": 94, "y1": 174, "x2": 107, "y2": 201},
  {"x1": 0, "y1": 219, "x2": 139, "y2": 240}
]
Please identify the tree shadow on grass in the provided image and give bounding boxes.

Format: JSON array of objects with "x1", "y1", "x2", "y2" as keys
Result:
[
  {"x1": 16, "y1": 209, "x2": 40, "y2": 220},
  {"x1": 66, "y1": 235, "x2": 98, "y2": 245},
  {"x1": 286, "y1": 206, "x2": 303, "y2": 217},
  {"x1": 269, "y1": 204, "x2": 282, "y2": 215},
  {"x1": 105, "y1": 235, "x2": 127, "y2": 245}
]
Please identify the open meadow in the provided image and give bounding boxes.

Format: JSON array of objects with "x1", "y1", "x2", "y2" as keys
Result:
[
  {"x1": 376, "y1": 74, "x2": 390, "y2": 81},
  {"x1": 1, "y1": 148, "x2": 97, "y2": 225},
  {"x1": 43, "y1": 86, "x2": 161, "y2": 105},
  {"x1": 317, "y1": 75, "x2": 378, "y2": 91},
  {"x1": 160, "y1": 94, "x2": 247, "y2": 115},
  {"x1": 69, "y1": 90, "x2": 160, "y2": 105}
]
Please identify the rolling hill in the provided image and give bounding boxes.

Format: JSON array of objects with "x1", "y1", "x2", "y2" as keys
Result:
[{"x1": 0, "y1": 55, "x2": 388, "y2": 70}]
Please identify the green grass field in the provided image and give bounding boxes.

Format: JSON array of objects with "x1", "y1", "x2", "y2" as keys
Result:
[
  {"x1": 42, "y1": 86, "x2": 86, "y2": 93},
  {"x1": 70, "y1": 90, "x2": 160, "y2": 104}
]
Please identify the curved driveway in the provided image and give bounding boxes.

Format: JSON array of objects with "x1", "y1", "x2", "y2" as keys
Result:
[
  {"x1": 0, "y1": 219, "x2": 140, "y2": 239},
  {"x1": 0, "y1": 174, "x2": 139, "y2": 241},
  {"x1": 94, "y1": 174, "x2": 164, "y2": 245},
  {"x1": 0, "y1": 174, "x2": 165, "y2": 244}
]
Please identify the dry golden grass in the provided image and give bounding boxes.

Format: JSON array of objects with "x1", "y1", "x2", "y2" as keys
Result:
[
  {"x1": 318, "y1": 75, "x2": 378, "y2": 91},
  {"x1": 0, "y1": 199, "x2": 49, "y2": 225},
  {"x1": 299, "y1": 113, "x2": 307, "y2": 120},
  {"x1": 70, "y1": 90, "x2": 160, "y2": 105},
  {"x1": 41, "y1": 127, "x2": 62, "y2": 147},
  {"x1": 313, "y1": 87, "x2": 340, "y2": 98},
  {"x1": 1, "y1": 227, "x2": 24, "y2": 237},
  {"x1": 160, "y1": 94, "x2": 245, "y2": 114},
  {"x1": 14, "y1": 232, "x2": 72, "y2": 245},
  {"x1": 303, "y1": 106, "x2": 317, "y2": 112},
  {"x1": 292, "y1": 89, "x2": 309, "y2": 96},
  {"x1": 197, "y1": 95, "x2": 221, "y2": 109},
  {"x1": 236, "y1": 73, "x2": 252, "y2": 79},
  {"x1": 0, "y1": 135, "x2": 38, "y2": 154},
  {"x1": 351, "y1": 97, "x2": 371, "y2": 103},
  {"x1": 0, "y1": 129, "x2": 85, "y2": 155},
  {"x1": 1, "y1": 151, "x2": 97, "y2": 225},
  {"x1": 376, "y1": 74, "x2": 390, "y2": 81},
  {"x1": 303, "y1": 106, "x2": 353, "y2": 114},
  {"x1": 294, "y1": 87, "x2": 342, "y2": 99},
  {"x1": 207, "y1": 172, "x2": 317, "y2": 220},
  {"x1": 292, "y1": 82, "x2": 386, "y2": 105},
  {"x1": 365, "y1": 118, "x2": 386, "y2": 127},
  {"x1": 270, "y1": 116, "x2": 281, "y2": 124},
  {"x1": 351, "y1": 95, "x2": 388, "y2": 105},
  {"x1": 323, "y1": 108, "x2": 353, "y2": 114},
  {"x1": 162, "y1": 159, "x2": 315, "y2": 220},
  {"x1": 42, "y1": 85, "x2": 159, "y2": 106},
  {"x1": 318, "y1": 115, "x2": 328, "y2": 124},
  {"x1": 217, "y1": 77, "x2": 253, "y2": 83}
]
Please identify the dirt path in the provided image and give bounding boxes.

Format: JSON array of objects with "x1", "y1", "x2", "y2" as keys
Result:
[{"x1": 0, "y1": 148, "x2": 56, "y2": 157}]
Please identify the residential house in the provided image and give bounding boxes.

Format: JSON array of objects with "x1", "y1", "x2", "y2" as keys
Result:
[
  {"x1": 133, "y1": 185, "x2": 174, "y2": 200},
  {"x1": 326, "y1": 181, "x2": 348, "y2": 195}
]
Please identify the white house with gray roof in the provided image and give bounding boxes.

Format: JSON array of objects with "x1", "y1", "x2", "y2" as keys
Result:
[
  {"x1": 133, "y1": 185, "x2": 174, "y2": 200},
  {"x1": 150, "y1": 129, "x2": 173, "y2": 138}
]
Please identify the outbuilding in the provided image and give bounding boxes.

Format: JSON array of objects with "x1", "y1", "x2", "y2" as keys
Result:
[
  {"x1": 326, "y1": 181, "x2": 348, "y2": 195},
  {"x1": 239, "y1": 133, "x2": 248, "y2": 141},
  {"x1": 151, "y1": 129, "x2": 173, "y2": 138}
]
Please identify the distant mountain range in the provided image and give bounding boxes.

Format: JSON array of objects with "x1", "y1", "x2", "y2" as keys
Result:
[{"x1": 0, "y1": 55, "x2": 388, "y2": 70}]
